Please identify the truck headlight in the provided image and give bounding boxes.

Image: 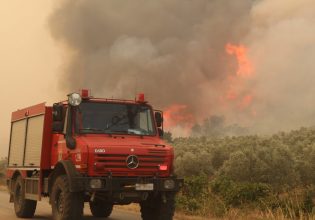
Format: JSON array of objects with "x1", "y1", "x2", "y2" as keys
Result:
[
  {"x1": 164, "y1": 179, "x2": 175, "y2": 190},
  {"x1": 68, "y1": 93, "x2": 82, "y2": 106},
  {"x1": 90, "y1": 179, "x2": 102, "y2": 189}
]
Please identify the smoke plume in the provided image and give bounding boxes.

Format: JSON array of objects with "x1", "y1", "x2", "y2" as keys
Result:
[
  {"x1": 49, "y1": 0, "x2": 315, "y2": 135},
  {"x1": 246, "y1": 0, "x2": 315, "y2": 133}
]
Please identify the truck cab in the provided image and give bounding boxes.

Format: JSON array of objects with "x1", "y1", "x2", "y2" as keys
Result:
[{"x1": 6, "y1": 90, "x2": 182, "y2": 220}]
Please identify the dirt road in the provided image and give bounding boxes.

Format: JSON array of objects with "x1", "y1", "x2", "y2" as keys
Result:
[{"x1": 0, "y1": 191, "x2": 141, "y2": 220}]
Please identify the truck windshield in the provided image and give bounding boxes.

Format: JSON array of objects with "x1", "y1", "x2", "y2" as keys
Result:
[{"x1": 76, "y1": 102, "x2": 156, "y2": 136}]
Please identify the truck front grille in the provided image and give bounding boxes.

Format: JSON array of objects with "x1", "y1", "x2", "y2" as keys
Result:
[
  {"x1": 95, "y1": 154, "x2": 166, "y2": 170},
  {"x1": 92, "y1": 148, "x2": 169, "y2": 176}
]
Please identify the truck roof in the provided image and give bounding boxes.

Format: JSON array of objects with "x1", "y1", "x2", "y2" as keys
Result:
[
  {"x1": 12, "y1": 97, "x2": 152, "y2": 122},
  {"x1": 59, "y1": 97, "x2": 150, "y2": 107}
]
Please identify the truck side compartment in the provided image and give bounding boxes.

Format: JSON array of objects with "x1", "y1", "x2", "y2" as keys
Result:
[{"x1": 7, "y1": 103, "x2": 52, "y2": 201}]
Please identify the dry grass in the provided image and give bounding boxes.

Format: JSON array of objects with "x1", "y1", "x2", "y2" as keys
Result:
[
  {"x1": 115, "y1": 203, "x2": 140, "y2": 212},
  {"x1": 115, "y1": 204, "x2": 208, "y2": 220},
  {"x1": 114, "y1": 204, "x2": 246, "y2": 220},
  {"x1": 174, "y1": 210, "x2": 315, "y2": 220},
  {"x1": 115, "y1": 204, "x2": 315, "y2": 220}
]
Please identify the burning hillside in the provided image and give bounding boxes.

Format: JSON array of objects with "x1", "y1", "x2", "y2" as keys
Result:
[{"x1": 164, "y1": 43, "x2": 255, "y2": 136}]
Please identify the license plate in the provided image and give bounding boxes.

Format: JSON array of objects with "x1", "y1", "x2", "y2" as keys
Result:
[{"x1": 136, "y1": 183, "x2": 154, "y2": 191}]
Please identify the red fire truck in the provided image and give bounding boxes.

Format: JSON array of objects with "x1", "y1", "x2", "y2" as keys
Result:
[{"x1": 6, "y1": 90, "x2": 182, "y2": 220}]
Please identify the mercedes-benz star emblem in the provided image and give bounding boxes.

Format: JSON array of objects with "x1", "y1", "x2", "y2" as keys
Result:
[{"x1": 126, "y1": 155, "x2": 139, "y2": 169}]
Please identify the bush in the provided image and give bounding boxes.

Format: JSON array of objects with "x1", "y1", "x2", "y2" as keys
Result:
[
  {"x1": 218, "y1": 142, "x2": 298, "y2": 188},
  {"x1": 0, "y1": 158, "x2": 7, "y2": 185},
  {"x1": 177, "y1": 174, "x2": 227, "y2": 217},
  {"x1": 175, "y1": 151, "x2": 213, "y2": 176},
  {"x1": 176, "y1": 175, "x2": 209, "y2": 213},
  {"x1": 173, "y1": 129, "x2": 312, "y2": 187},
  {"x1": 211, "y1": 177, "x2": 270, "y2": 207},
  {"x1": 172, "y1": 128, "x2": 315, "y2": 216}
]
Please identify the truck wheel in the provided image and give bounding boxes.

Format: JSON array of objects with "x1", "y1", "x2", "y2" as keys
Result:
[
  {"x1": 140, "y1": 193, "x2": 175, "y2": 220},
  {"x1": 51, "y1": 175, "x2": 84, "y2": 220},
  {"x1": 13, "y1": 176, "x2": 37, "y2": 218},
  {"x1": 89, "y1": 198, "x2": 113, "y2": 218}
]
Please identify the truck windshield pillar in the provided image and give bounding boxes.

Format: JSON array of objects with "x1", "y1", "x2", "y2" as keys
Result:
[{"x1": 65, "y1": 106, "x2": 76, "y2": 149}]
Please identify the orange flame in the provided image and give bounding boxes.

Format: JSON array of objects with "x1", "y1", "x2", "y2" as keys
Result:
[
  {"x1": 225, "y1": 43, "x2": 254, "y2": 77},
  {"x1": 163, "y1": 104, "x2": 195, "y2": 130},
  {"x1": 163, "y1": 43, "x2": 256, "y2": 135},
  {"x1": 224, "y1": 43, "x2": 256, "y2": 115}
]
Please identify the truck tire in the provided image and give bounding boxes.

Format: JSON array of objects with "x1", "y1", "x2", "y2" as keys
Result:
[
  {"x1": 140, "y1": 193, "x2": 175, "y2": 220},
  {"x1": 89, "y1": 198, "x2": 113, "y2": 218},
  {"x1": 13, "y1": 176, "x2": 37, "y2": 218},
  {"x1": 51, "y1": 175, "x2": 84, "y2": 220}
]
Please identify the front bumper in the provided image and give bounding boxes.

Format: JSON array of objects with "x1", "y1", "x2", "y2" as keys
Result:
[{"x1": 71, "y1": 176, "x2": 183, "y2": 192}]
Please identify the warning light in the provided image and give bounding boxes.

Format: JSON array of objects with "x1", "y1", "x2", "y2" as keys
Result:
[
  {"x1": 159, "y1": 165, "x2": 168, "y2": 171},
  {"x1": 137, "y1": 93, "x2": 145, "y2": 103},
  {"x1": 80, "y1": 89, "x2": 90, "y2": 99}
]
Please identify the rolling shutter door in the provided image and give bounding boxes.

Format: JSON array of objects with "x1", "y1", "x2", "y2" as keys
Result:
[
  {"x1": 24, "y1": 115, "x2": 44, "y2": 167},
  {"x1": 9, "y1": 119, "x2": 27, "y2": 166}
]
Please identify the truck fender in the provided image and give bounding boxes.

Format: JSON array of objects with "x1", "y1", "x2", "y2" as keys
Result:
[
  {"x1": 49, "y1": 160, "x2": 84, "y2": 194},
  {"x1": 8, "y1": 170, "x2": 27, "y2": 202}
]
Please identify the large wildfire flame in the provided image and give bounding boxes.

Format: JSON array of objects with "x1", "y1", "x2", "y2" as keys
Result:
[
  {"x1": 225, "y1": 43, "x2": 254, "y2": 78},
  {"x1": 164, "y1": 43, "x2": 255, "y2": 135},
  {"x1": 163, "y1": 104, "x2": 195, "y2": 129},
  {"x1": 223, "y1": 43, "x2": 255, "y2": 113}
]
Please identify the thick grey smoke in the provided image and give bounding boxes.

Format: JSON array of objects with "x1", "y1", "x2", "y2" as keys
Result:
[
  {"x1": 49, "y1": 0, "x2": 315, "y2": 135},
  {"x1": 246, "y1": 0, "x2": 315, "y2": 132},
  {"x1": 49, "y1": 0, "x2": 253, "y2": 115}
]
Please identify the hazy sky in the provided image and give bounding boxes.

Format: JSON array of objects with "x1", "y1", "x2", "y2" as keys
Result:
[{"x1": 0, "y1": 1, "x2": 62, "y2": 157}]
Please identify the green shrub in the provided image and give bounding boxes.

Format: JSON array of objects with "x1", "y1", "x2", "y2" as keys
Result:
[
  {"x1": 176, "y1": 174, "x2": 227, "y2": 216},
  {"x1": 176, "y1": 175, "x2": 209, "y2": 213},
  {"x1": 217, "y1": 143, "x2": 298, "y2": 188},
  {"x1": 211, "y1": 177, "x2": 270, "y2": 207},
  {"x1": 172, "y1": 127, "x2": 315, "y2": 217},
  {"x1": 0, "y1": 158, "x2": 7, "y2": 185}
]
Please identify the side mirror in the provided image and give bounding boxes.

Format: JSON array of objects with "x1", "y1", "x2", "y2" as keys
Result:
[
  {"x1": 66, "y1": 135, "x2": 76, "y2": 149},
  {"x1": 155, "y1": 111, "x2": 163, "y2": 128},
  {"x1": 53, "y1": 103, "x2": 64, "y2": 121},
  {"x1": 52, "y1": 122, "x2": 64, "y2": 133},
  {"x1": 158, "y1": 128, "x2": 164, "y2": 137}
]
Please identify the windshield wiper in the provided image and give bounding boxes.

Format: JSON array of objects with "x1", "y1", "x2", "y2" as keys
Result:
[
  {"x1": 102, "y1": 129, "x2": 128, "y2": 134},
  {"x1": 79, "y1": 128, "x2": 107, "y2": 133},
  {"x1": 82, "y1": 127, "x2": 130, "y2": 135}
]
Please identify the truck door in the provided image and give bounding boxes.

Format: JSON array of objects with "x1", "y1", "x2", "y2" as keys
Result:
[{"x1": 51, "y1": 104, "x2": 68, "y2": 165}]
